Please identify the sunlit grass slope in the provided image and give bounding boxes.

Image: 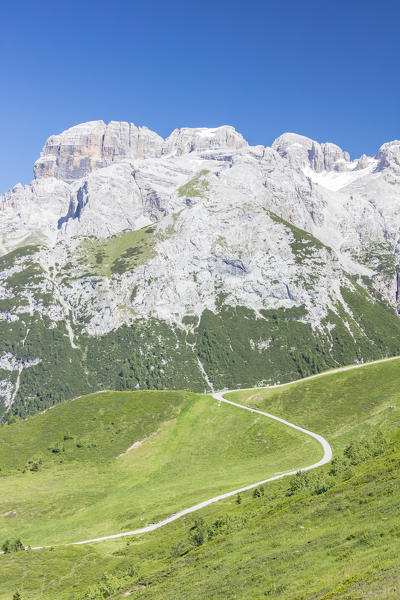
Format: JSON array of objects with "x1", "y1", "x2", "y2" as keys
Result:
[
  {"x1": 226, "y1": 358, "x2": 400, "y2": 451},
  {"x1": 0, "y1": 390, "x2": 320, "y2": 547},
  {"x1": 2, "y1": 430, "x2": 399, "y2": 600},
  {"x1": 1, "y1": 359, "x2": 400, "y2": 599}
]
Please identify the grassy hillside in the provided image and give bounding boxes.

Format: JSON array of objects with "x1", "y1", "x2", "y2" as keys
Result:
[
  {"x1": 1, "y1": 360, "x2": 399, "y2": 599},
  {"x1": 225, "y1": 358, "x2": 400, "y2": 451},
  {"x1": 1, "y1": 430, "x2": 398, "y2": 600},
  {"x1": 0, "y1": 390, "x2": 319, "y2": 547}
]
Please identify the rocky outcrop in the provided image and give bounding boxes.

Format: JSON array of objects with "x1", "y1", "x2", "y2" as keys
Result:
[
  {"x1": 162, "y1": 126, "x2": 247, "y2": 156},
  {"x1": 272, "y1": 133, "x2": 351, "y2": 172},
  {"x1": 2, "y1": 119, "x2": 400, "y2": 323},
  {"x1": 375, "y1": 140, "x2": 400, "y2": 175},
  {"x1": 355, "y1": 154, "x2": 370, "y2": 170},
  {"x1": 33, "y1": 122, "x2": 247, "y2": 184},
  {"x1": 33, "y1": 121, "x2": 164, "y2": 182}
]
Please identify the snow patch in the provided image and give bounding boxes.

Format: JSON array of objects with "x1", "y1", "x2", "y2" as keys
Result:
[{"x1": 303, "y1": 160, "x2": 377, "y2": 191}]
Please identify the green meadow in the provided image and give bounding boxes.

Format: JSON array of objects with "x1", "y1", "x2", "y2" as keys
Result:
[
  {"x1": 0, "y1": 359, "x2": 399, "y2": 599},
  {"x1": 0, "y1": 390, "x2": 319, "y2": 548},
  {"x1": 226, "y1": 358, "x2": 400, "y2": 451},
  {"x1": 79, "y1": 225, "x2": 157, "y2": 277}
]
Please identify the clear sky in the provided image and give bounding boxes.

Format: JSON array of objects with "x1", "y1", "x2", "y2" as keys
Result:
[{"x1": 1, "y1": 0, "x2": 399, "y2": 193}]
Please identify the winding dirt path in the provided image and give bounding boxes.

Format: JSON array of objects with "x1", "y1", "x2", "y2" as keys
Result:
[
  {"x1": 31, "y1": 392, "x2": 332, "y2": 549},
  {"x1": 18, "y1": 355, "x2": 400, "y2": 550}
]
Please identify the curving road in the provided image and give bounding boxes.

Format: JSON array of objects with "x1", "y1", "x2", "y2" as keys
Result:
[
  {"x1": 227, "y1": 354, "x2": 400, "y2": 394},
  {"x1": 22, "y1": 355, "x2": 400, "y2": 550},
  {"x1": 31, "y1": 392, "x2": 332, "y2": 549}
]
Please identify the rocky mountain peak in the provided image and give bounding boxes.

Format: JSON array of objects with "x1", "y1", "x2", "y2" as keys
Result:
[
  {"x1": 33, "y1": 122, "x2": 248, "y2": 184},
  {"x1": 375, "y1": 140, "x2": 400, "y2": 173},
  {"x1": 162, "y1": 125, "x2": 247, "y2": 156},
  {"x1": 272, "y1": 132, "x2": 351, "y2": 172},
  {"x1": 3, "y1": 119, "x2": 400, "y2": 413},
  {"x1": 33, "y1": 120, "x2": 164, "y2": 183}
]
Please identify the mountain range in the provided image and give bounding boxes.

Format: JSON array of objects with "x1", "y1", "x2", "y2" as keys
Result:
[{"x1": 1, "y1": 120, "x2": 400, "y2": 418}]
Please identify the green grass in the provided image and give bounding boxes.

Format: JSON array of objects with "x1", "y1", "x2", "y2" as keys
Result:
[
  {"x1": 1, "y1": 360, "x2": 400, "y2": 599},
  {"x1": 0, "y1": 390, "x2": 319, "y2": 548},
  {"x1": 111, "y1": 429, "x2": 399, "y2": 600},
  {"x1": 80, "y1": 226, "x2": 157, "y2": 276},
  {"x1": 177, "y1": 170, "x2": 210, "y2": 198},
  {"x1": 225, "y1": 358, "x2": 400, "y2": 452},
  {"x1": 2, "y1": 439, "x2": 399, "y2": 599}
]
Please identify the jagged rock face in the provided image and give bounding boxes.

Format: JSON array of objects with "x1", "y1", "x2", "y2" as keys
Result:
[
  {"x1": 33, "y1": 121, "x2": 164, "y2": 182},
  {"x1": 375, "y1": 140, "x2": 400, "y2": 175},
  {"x1": 162, "y1": 126, "x2": 247, "y2": 156},
  {"x1": 57, "y1": 162, "x2": 154, "y2": 238},
  {"x1": 2, "y1": 119, "x2": 400, "y2": 415},
  {"x1": 272, "y1": 133, "x2": 351, "y2": 172},
  {"x1": 3, "y1": 120, "x2": 400, "y2": 291},
  {"x1": 33, "y1": 121, "x2": 247, "y2": 184}
]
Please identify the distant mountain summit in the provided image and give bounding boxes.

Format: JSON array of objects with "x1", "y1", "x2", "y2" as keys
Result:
[
  {"x1": 32, "y1": 121, "x2": 246, "y2": 182},
  {"x1": 1, "y1": 121, "x2": 400, "y2": 418}
]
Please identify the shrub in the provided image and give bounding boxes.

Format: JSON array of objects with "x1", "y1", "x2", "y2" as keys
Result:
[
  {"x1": 208, "y1": 516, "x2": 234, "y2": 539},
  {"x1": 329, "y1": 456, "x2": 350, "y2": 476},
  {"x1": 344, "y1": 432, "x2": 387, "y2": 465},
  {"x1": 312, "y1": 473, "x2": 332, "y2": 495},
  {"x1": 252, "y1": 486, "x2": 264, "y2": 498},
  {"x1": 189, "y1": 518, "x2": 209, "y2": 547},
  {"x1": 287, "y1": 471, "x2": 310, "y2": 496},
  {"x1": 25, "y1": 457, "x2": 42, "y2": 472},
  {"x1": 78, "y1": 567, "x2": 137, "y2": 599},
  {"x1": 287, "y1": 471, "x2": 333, "y2": 496},
  {"x1": 47, "y1": 442, "x2": 64, "y2": 454},
  {"x1": 2, "y1": 538, "x2": 24, "y2": 553}
]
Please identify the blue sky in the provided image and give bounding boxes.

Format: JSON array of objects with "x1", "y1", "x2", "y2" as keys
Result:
[{"x1": 1, "y1": 0, "x2": 399, "y2": 193}]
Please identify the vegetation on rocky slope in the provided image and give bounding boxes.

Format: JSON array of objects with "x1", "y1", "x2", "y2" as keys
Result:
[
  {"x1": 81, "y1": 226, "x2": 158, "y2": 277},
  {"x1": 3, "y1": 214, "x2": 400, "y2": 421},
  {"x1": 4, "y1": 279, "x2": 400, "y2": 420}
]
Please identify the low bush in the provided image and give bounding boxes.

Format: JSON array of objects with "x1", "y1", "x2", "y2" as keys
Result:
[
  {"x1": 344, "y1": 431, "x2": 387, "y2": 465},
  {"x1": 189, "y1": 518, "x2": 209, "y2": 547},
  {"x1": 78, "y1": 567, "x2": 137, "y2": 600},
  {"x1": 47, "y1": 442, "x2": 64, "y2": 454},
  {"x1": 287, "y1": 471, "x2": 333, "y2": 496},
  {"x1": 2, "y1": 539, "x2": 24, "y2": 554}
]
